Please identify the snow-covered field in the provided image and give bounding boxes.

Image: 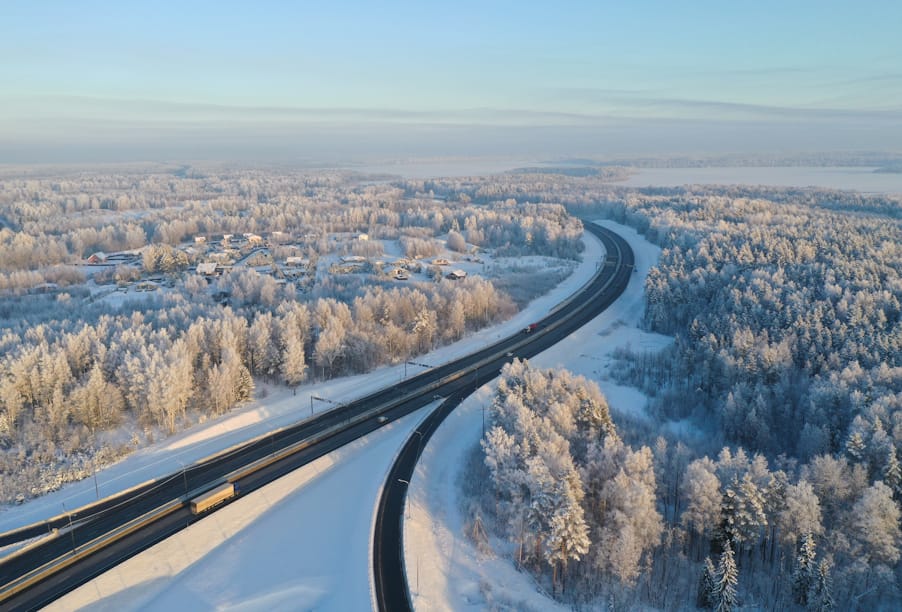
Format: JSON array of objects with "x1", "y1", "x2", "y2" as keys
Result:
[{"x1": 403, "y1": 219, "x2": 673, "y2": 610}]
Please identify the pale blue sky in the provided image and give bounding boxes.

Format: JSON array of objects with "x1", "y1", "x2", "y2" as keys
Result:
[{"x1": 2, "y1": 1, "x2": 901, "y2": 161}]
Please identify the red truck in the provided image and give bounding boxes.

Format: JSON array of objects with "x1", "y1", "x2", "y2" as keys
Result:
[{"x1": 524, "y1": 323, "x2": 539, "y2": 334}]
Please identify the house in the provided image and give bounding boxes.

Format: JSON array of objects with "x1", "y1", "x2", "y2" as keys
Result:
[
  {"x1": 358, "y1": 233, "x2": 369, "y2": 241},
  {"x1": 394, "y1": 272, "x2": 409, "y2": 281},
  {"x1": 245, "y1": 233, "x2": 264, "y2": 245},
  {"x1": 340, "y1": 255, "x2": 366, "y2": 264},
  {"x1": 194, "y1": 236, "x2": 207, "y2": 244},
  {"x1": 446, "y1": 269, "x2": 467, "y2": 280},
  {"x1": 196, "y1": 262, "x2": 218, "y2": 275},
  {"x1": 286, "y1": 256, "x2": 307, "y2": 266},
  {"x1": 86, "y1": 252, "x2": 107, "y2": 264},
  {"x1": 433, "y1": 258, "x2": 451, "y2": 266}
]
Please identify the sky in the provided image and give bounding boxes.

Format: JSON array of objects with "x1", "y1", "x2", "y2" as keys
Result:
[{"x1": 2, "y1": 1, "x2": 901, "y2": 163}]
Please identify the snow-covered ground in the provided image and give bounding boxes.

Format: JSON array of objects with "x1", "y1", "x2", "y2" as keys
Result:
[
  {"x1": 46, "y1": 407, "x2": 432, "y2": 612},
  {"x1": 403, "y1": 219, "x2": 673, "y2": 610},
  {"x1": 39, "y1": 220, "x2": 669, "y2": 611}
]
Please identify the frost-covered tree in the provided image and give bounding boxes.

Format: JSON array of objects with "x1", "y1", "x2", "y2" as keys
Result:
[
  {"x1": 851, "y1": 480, "x2": 901, "y2": 565},
  {"x1": 719, "y1": 473, "x2": 767, "y2": 549},
  {"x1": 681, "y1": 457, "x2": 723, "y2": 544},
  {"x1": 777, "y1": 481, "x2": 823, "y2": 547},
  {"x1": 697, "y1": 556, "x2": 717, "y2": 609},
  {"x1": 545, "y1": 470, "x2": 590, "y2": 593},
  {"x1": 883, "y1": 446, "x2": 902, "y2": 499},
  {"x1": 712, "y1": 541, "x2": 738, "y2": 612},
  {"x1": 811, "y1": 559, "x2": 835, "y2": 612},
  {"x1": 446, "y1": 229, "x2": 467, "y2": 252},
  {"x1": 792, "y1": 532, "x2": 817, "y2": 606}
]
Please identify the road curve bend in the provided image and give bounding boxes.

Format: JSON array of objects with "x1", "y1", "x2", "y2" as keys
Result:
[{"x1": 373, "y1": 222, "x2": 634, "y2": 612}]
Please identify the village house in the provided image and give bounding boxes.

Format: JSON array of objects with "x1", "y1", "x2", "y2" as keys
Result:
[{"x1": 196, "y1": 262, "x2": 218, "y2": 275}]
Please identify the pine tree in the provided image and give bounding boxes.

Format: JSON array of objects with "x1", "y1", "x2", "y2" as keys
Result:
[
  {"x1": 719, "y1": 473, "x2": 767, "y2": 548},
  {"x1": 712, "y1": 541, "x2": 738, "y2": 612},
  {"x1": 792, "y1": 532, "x2": 817, "y2": 606},
  {"x1": 810, "y1": 559, "x2": 835, "y2": 612},
  {"x1": 845, "y1": 431, "x2": 866, "y2": 463},
  {"x1": 883, "y1": 446, "x2": 902, "y2": 499},
  {"x1": 697, "y1": 556, "x2": 717, "y2": 609},
  {"x1": 545, "y1": 473, "x2": 590, "y2": 594}
]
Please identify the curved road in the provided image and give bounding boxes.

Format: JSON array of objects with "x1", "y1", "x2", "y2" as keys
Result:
[
  {"x1": 0, "y1": 222, "x2": 631, "y2": 610},
  {"x1": 373, "y1": 222, "x2": 634, "y2": 611}
]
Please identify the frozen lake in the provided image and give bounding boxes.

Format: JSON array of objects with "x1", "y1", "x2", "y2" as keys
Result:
[
  {"x1": 351, "y1": 158, "x2": 539, "y2": 178},
  {"x1": 617, "y1": 166, "x2": 902, "y2": 194}
]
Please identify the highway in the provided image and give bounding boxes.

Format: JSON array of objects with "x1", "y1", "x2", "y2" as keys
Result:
[
  {"x1": 373, "y1": 222, "x2": 634, "y2": 611},
  {"x1": 0, "y1": 222, "x2": 632, "y2": 610}
]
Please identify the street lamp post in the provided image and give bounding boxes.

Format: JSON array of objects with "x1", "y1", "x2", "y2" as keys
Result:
[
  {"x1": 90, "y1": 426, "x2": 100, "y2": 500},
  {"x1": 62, "y1": 502, "x2": 76, "y2": 555},
  {"x1": 412, "y1": 430, "x2": 424, "y2": 459},
  {"x1": 397, "y1": 478, "x2": 411, "y2": 520},
  {"x1": 177, "y1": 461, "x2": 188, "y2": 495}
]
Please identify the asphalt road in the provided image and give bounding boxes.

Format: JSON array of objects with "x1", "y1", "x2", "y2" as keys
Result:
[
  {"x1": 0, "y1": 222, "x2": 632, "y2": 611},
  {"x1": 373, "y1": 222, "x2": 634, "y2": 612}
]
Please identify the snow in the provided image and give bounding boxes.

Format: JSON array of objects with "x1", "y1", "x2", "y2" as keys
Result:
[
  {"x1": 45, "y1": 408, "x2": 431, "y2": 612},
  {"x1": 27, "y1": 219, "x2": 673, "y2": 612}
]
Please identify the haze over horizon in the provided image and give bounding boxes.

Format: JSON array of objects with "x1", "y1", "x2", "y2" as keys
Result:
[{"x1": 2, "y1": 1, "x2": 901, "y2": 163}]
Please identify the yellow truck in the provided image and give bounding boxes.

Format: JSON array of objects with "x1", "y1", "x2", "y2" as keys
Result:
[{"x1": 189, "y1": 482, "x2": 236, "y2": 514}]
